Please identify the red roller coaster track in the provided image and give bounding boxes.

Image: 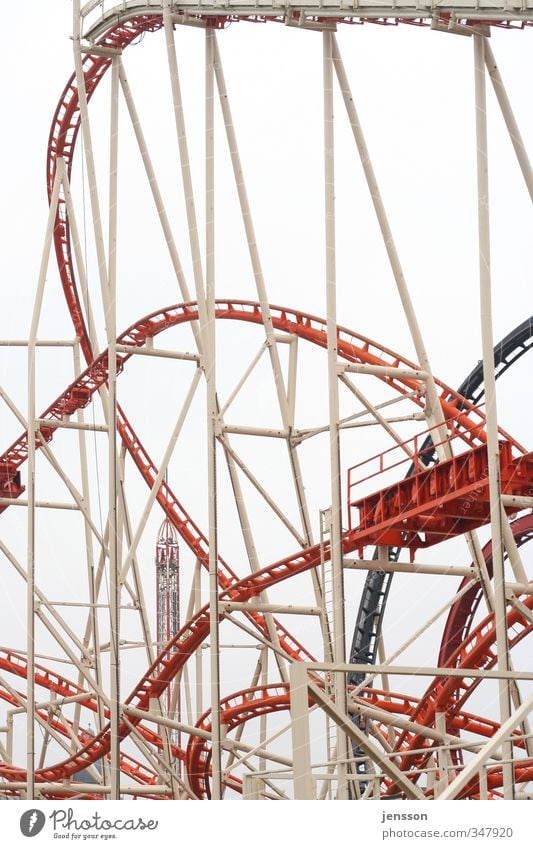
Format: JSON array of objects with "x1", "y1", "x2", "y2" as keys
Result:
[{"x1": 0, "y1": 9, "x2": 531, "y2": 799}]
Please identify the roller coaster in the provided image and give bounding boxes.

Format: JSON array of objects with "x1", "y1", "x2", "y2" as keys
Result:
[{"x1": 0, "y1": 1, "x2": 532, "y2": 800}]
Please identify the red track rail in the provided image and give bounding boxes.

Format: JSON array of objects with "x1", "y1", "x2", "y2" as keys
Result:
[
  {"x1": 1, "y1": 299, "x2": 531, "y2": 786},
  {"x1": 186, "y1": 681, "x2": 529, "y2": 798},
  {"x1": 0, "y1": 10, "x2": 529, "y2": 796},
  {"x1": 3, "y1": 299, "x2": 523, "y2": 682},
  {"x1": 3, "y1": 301, "x2": 522, "y2": 492},
  {"x1": 0, "y1": 650, "x2": 179, "y2": 788},
  {"x1": 386, "y1": 593, "x2": 533, "y2": 794},
  {"x1": 440, "y1": 512, "x2": 533, "y2": 665},
  {"x1": 0, "y1": 654, "x2": 250, "y2": 798}
]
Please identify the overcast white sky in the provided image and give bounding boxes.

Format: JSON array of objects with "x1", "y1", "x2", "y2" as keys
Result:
[{"x1": 0, "y1": 1, "x2": 532, "y2": 799}]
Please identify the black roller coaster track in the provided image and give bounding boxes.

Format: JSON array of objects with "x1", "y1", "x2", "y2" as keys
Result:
[{"x1": 349, "y1": 316, "x2": 533, "y2": 779}]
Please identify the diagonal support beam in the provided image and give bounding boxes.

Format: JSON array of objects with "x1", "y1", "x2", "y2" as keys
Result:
[
  {"x1": 307, "y1": 675, "x2": 425, "y2": 799},
  {"x1": 439, "y1": 692, "x2": 533, "y2": 800}
]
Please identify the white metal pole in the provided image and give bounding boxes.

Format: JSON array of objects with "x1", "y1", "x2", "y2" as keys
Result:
[
  {"x1": 323, "y1": 30, "x2": 348, "y2": 801},
  {"x1": 26, "y1": 160, "x2": 64, "y2": 799},
  {"x1": 206, "y1": 24, "x2": 222, "y2": 801},
  {"x1": 71, "y1": 342, "x2": 107, "y2": 780},
  {"x1": 108, "y1": 55, "x2": 120, "y2": 800},
  {"x1": 193, "y1": 561, "x2": 203, "y2": 722},
  {"x1": 290, "y1": 663, "x2": 313, "y2": 799},
  {"x1": 117, "y1": 451, "x2": 156, "y2": 668},
  {"x1": 473, "y1": 34, "x2": 513, "y2": 799},
  {"x1": 61, "y1": 171, "x2": 100, "y2": 356}
]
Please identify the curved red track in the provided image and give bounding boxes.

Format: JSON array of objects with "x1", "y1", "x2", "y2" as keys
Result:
[
  {"x1": 186, "y1": 680, "x2": 532, "y2": 799},
  {"x1": 0, "y1": 9, "x2": 531, "y2": 799}
]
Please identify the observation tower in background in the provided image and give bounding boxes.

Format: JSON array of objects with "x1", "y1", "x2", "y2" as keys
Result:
[{"x1": 156, "y1": 517, "x2": 180, "y2": 714}]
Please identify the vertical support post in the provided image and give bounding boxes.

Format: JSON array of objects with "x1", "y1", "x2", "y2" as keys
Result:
[
  {"x1": 7, "y1": 714, "x2": 13, "y2": 765},
  {"x1": 435, "y1": 711, "x2": 448, "y2": 795},
  {"x1": 71, "y1": 341, "x2": 107, "y2": 783},
  {"x1": 473, "y1": 33, "x2": 513, "y2": 800},
  {"x1": 243, "y1": 775, "x2": 261, "y2": 800},
  {"x1": 323, "y1": 30, "x2": 348, "y2": 800},
  {"x1": 119, "y1": 450, "x2": 157, "y2": 671},
  {"x1": 27, "y1": 160, "x2": 64, "y2": 800},
  {"x1": 193, "y1": 562, "x2": 204, "y2": 721},
  {"x1": 259, "y1": 646, "x2": 268, "y2": 775},
  {"x1": 206, "y1": 25, "x2": 222, "y2": 801},
  {"x1": 479, "y1": 765, "x2": 488, "y2": 800},
  {"x1": 108, "y1": 55, "x2": 120, "y2": 801},
  {"x1": 290, "y1": 663, "x2": 313, "y2": 800}
]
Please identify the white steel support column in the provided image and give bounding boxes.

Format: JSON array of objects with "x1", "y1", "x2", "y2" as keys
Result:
[
  {"x1": 61, "y1": 171, "x2": 100, "y2": 356},
  {"x1": 473, "y1": 34, "x2": 513, "y2": 800},
  {"x1": 323, "y1": 30, "x2": 348, "y2": 800},
  {"x1": 161, "y1": 10, "x2": 222, "y2": 788},
  {"x1": 290, "y1": 663, "x2": 313, "y2": 800},
  {"x1": 108, "y1": 55, "x2": 120, "y2": 801},
  {"x1": 206, "y1": 25, "x2": 222, "y2": 801},
  {"x1": 193, "y1": 561, "x2": 203, "y2": 721},
  {"x1": 217, "y1": 435, "x2": 290, "y2": 684},
  {"x1": 259, "y1": 647, "x2": 268, "y2": 775},
  {"x1": 71, "y1": 342, "x2": 107, "y2": 780},
  {"x1": 26, "y1": 160, "x2": 64, "y2": 800}
]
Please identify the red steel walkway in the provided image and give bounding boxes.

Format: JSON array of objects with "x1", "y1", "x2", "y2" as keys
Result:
[{"x1": 348, "y1": 438, "x2": 533, "y2": 556}]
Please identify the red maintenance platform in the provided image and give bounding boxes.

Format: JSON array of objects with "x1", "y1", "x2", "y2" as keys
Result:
[{"x1": 347, "y1": 425, "x2": 533, "y2": 557}]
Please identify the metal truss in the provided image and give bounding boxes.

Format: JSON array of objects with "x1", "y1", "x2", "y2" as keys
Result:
[
  {"x1": 0, "y1": 0, "x2": 532, "y2": 802},
  {"x1": 81, "y1": 0, "x2": 533, "y2": 38}
]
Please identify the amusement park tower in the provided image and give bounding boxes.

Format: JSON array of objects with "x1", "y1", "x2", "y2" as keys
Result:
[{"x1": 156, "y1": 517, "x2": 180, "y2": 713}]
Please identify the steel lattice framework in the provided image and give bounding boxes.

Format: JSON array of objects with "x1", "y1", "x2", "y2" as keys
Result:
[{"x1": 0, "y1": 0, "x2": 532, "y2": 801}]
